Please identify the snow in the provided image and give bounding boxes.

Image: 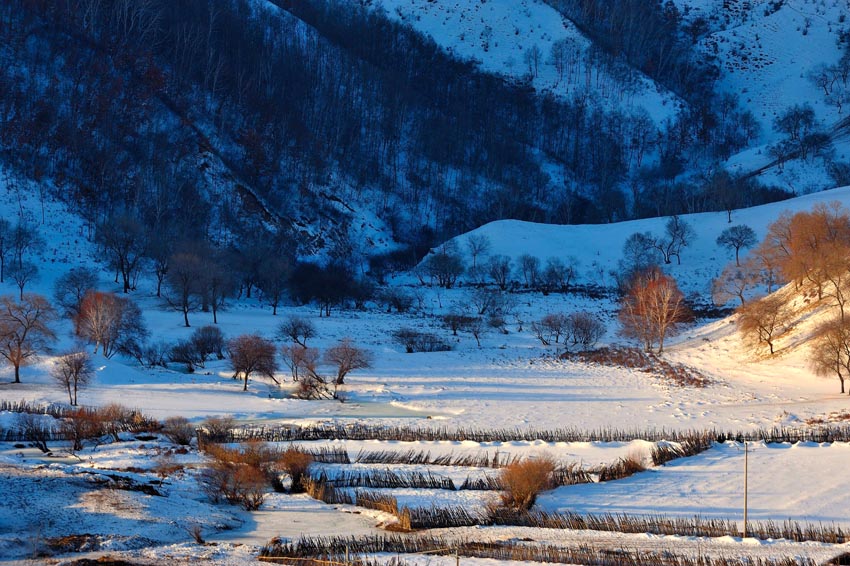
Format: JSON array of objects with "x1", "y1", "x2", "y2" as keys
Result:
[
  {"x1": 5, "y1": 169, "x2": 850, "y2": 562},
  {"x1": 369, "y1": 0, "x2": 682, "y2": 124}
]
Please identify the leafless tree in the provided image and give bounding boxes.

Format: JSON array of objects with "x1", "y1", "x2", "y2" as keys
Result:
[
  {"x1": 518, "y1": 254, "x2": 541, "y2": 288},
  {"x1": 716, "y1": 225, "x2": 757, "y2": 266},
  {"x1": 712, "y1": 264, "x2": 758, "y2": 307},
  {"x1": 324, "y1": 338, "x2": 372, "y2": 385},
  {"x1": 191, "y1": 325, "x2": 225, "y2": 361},
  {"x1": 229, "y1": 334, "x2": 278, "y2": 391},
  {"x1": 423, "y1": 244, "x2": 464, "y2": 289},
  {"x1": 257, "y1": 257, "x2": 291, "y2": 315},
  {"x1": 52, "y1": 352, "x2": 94, "y2": 405},
  {"x1": 54, "y1": 267, "x2": 98, "y2": 318},
  {"x1": 618, "y1": 269, "x2": 689, "y2": 353},
  {"x1": 567, "y1": 311, "x2": 605, "y2": 350},
  {"x1": 811, "y1": 317, "x2": 850, "y2": 394},
  {"x1": 736, "y1": 295, "x2": 786, "y2": 355},
  {"x1": 11, "y1": 221, "x2": 44, "y2": 271},
  {"x1": 96, "y1": 214, "x2": 147, "y2": 293},
  {"x1": 541, "y1": 257, "x2": 578, "y2": 292},
  {"x1": 653, "y1": 216, "x2": 695, "y2": 265},
  {"x1": 466, "y1": 234, "x2": 491, "y2": 270},
  {"x1": 0, "y1": 218, "x2": 10, "y2": 282},
  {"x1": 277, "y1": 316, "x2": 316, "y2": 349},
  {"x1": 165, "y1": 251, "x2": 204, "y2": 327},
  {"x1": 76, "y1": 291, "x2": 148, "y2": 358},
  {"x1": 377, "y1": 288, "x2": 415, "y2": 313},
  {"x1": 487, "y1": 255, "x2": 512, "y2": 290},
  {"x1": 0, "y1": 294, "x2": 57, "y2": 383},
  {"x1": 280, "y1": 344, "x2": 319, "y2": 381},
  {"x1": 468, "y1": 317, "x2": 487, "y2": 347},
  {"x1": 9, "y1": 261, "x2": 38, "y2": 299}
]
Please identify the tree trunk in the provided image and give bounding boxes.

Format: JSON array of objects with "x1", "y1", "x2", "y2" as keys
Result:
[
  {"x1": 183, "y1": 308, "x2": 190, "y2": 327},
  {"x1": 13, "y1": 364, "x2": 20, "y2": 383},
  {"x1": 243, "y1": 373, "x2": 249, "y2": 391}
]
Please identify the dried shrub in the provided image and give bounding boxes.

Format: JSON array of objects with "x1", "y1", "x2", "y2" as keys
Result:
[
  {"x1": 391, "y1": 328, "x2": 451, "y2": 353},
  {"x1": 498, "y1": 455, "x2": 556, "y2": 510},
  {"x1": 233, "y1": 465, "x2": 267, "y2": 510},
  {"x1": 597, "y1": 452, "x2": 646, "y2": 481},
  {"x1": 60, "y1": 408, "x2": 103, "y2": 452},
  {"x1": 564, "y1": 347, "x2": 711, "y2": 387},
  {"x1": 199, "y1": 416, "x2": 234, "y2": 446},
  {"x1": 279, "y1": 447, "x2": 313, "y2": 493},
  {"x1": 162, "y1": 416, "x2": 195, "y2": 446}
]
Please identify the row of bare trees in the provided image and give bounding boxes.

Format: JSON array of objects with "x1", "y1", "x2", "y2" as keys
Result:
[{"x1": 709, "y1": 202, "x2": 850, "y2": 393}]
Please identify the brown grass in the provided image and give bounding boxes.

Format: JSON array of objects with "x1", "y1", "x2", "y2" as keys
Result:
[
  {"x1": 564, "y1": 347, "x2": 712, "y2": 387},
  {"x1": 498, "y1": 455, "x2": 556, "y2": 510}
]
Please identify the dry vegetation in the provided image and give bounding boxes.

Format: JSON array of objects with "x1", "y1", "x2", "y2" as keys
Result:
[{"x1": 564, "y1": 347, "x2": 712, "y2": 387}]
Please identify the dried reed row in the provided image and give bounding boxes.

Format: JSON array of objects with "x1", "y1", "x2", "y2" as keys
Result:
[
  {"x1": 354, "y1": 449, "x2": 519, "y2": 468},
  {"x1": 260, "y1": 534, "x2": 814, "y2": 566},
  {"x1": 310, "y1": 469, "x2": 456, "y2": 490},
  {"x1": 217, "y1": 423, "x2": 850, "y2": 445}
]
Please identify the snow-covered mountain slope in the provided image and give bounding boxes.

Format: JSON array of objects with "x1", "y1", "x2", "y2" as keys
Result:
[
  {"x1": 444, "y1": 184, "x2": 850, "y2": 296},
  {"x1": 370, "y1": 0, "x2": 682, "y2": 123}
]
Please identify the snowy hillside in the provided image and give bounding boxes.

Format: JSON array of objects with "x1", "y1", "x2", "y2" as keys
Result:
[
  {"x1": 371, "y1": 0, "x2": 682, "y2": 123},
  {"x1": 446, "y1": 184, "x2": 850, "y2": 295}
]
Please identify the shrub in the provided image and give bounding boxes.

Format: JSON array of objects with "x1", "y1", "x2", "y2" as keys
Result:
[
  {"x1": 279, "y1": 447, "x2": 313, "y2": 493},
  {"x1": 200, "y1": 416, "x2": 234, "y2": 444},
  {"x1": 169, "y1": 339, "x2": 203, "y2": 372},
  {"x1": 498, "y1": 455, "x2": 556, "y2": 510},
  {"x1": 233, "y1": 465, "x2": 267, "y2": 510},
  {"x1": 201, "y1": 442, "x2": 278, "y2": 510},
  {"x1": 191, "y1": 326, "x2": 225, "y2": 360},
  {"x1": 378, "y1": 288, "x2": 415, "y2": 313},
  {"x1": 567, "y1": 311, "x2": 605, "y2": 350},
  {"x1": 391, "y1": 328, "x2": 452, "y2": 353},
  {"x1": 162, "y1": 416, "x2": 195, "y2": 446}
]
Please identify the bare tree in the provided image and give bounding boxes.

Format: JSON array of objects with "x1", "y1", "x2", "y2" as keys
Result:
[
  {"x1": 165, "y1": 251, "x2": 204, "y2": 327},
  {"x1": 96, "y1": 214, "x2": 147, "y2": 293},
  {"x1": 0, "y1": 294, "x2": 57, "y2": 383},
  {"x1": 518, "y1": 254, "x2": 541, "y2": 288},
  {"x1": 541, "y1": 257, "x2": 578, "y2": 292},
  {"x1": 653, "y1": 216, "x2": 695, "y2": 265},
  {"x1": 324, "y1": 338, "x2": 372, "y2": 385},
  {"x1": 280, "y1": 344, "x2": 319, "y2": 381},
  {"x1": 9, "y1": 261, "x2": 38, "y2": 300},
  {"x1": 423, "y1": 244, "x2": 464, "y2": 289},
  {"x1": 618, "y1": 269, "x2": 689, "y2": 353},
  {"x1": 736, "y1": 295, "x2": 786, "y2": 355},
  {"x1": 229, "y1": 334, "x2": 278, "y2": 391},
  {"x1": 466, "y1": 234, "x2": 491, "y2": 271},
  {"x1": 52, "y1": 352, "x2": 94, "y2": 405},
  {"x1": 257, "y1": 257, "x2": 291, "y2": 315},
  {"x1": 467, "y1": 317, "x2": 487, "y2": 347},
  {"x1": 0, "y1": 218, "x2": 10, "y2": 282},
  {"x1": 54, "y1": 267, "x2": 98, "y2": 318},
  {"x1": 712, "y1": 264, "x2": 758, "y2": 307},
  {"x1": 716, "y1": 225, "x2": 757, "y2": 266},
  {"x1": 11, "y1": 222, "x2": 44, "y2": 271},
  {"x1": 811, "y1": 317, "x2": 850, "y2": 394},
  {"x1": 76, "y1": 291, "x2": 148, "y2": 358},
  {"x1": 277, "y1": 316, "x2": 316, "y2": 348},
  {"x1": 567, "y1": 311, "x2": 605, "y2": 350},
  {"x1": 191, "y1": 325, "x2": 225, "y2": 361},
  {"x1": 487, "y1": 255, "x2": 512, "y2": 290}
]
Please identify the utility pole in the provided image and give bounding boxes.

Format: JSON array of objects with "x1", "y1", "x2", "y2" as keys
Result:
[{"x1": 743, "y1": 441, "x2": 748, "y2": 539}]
